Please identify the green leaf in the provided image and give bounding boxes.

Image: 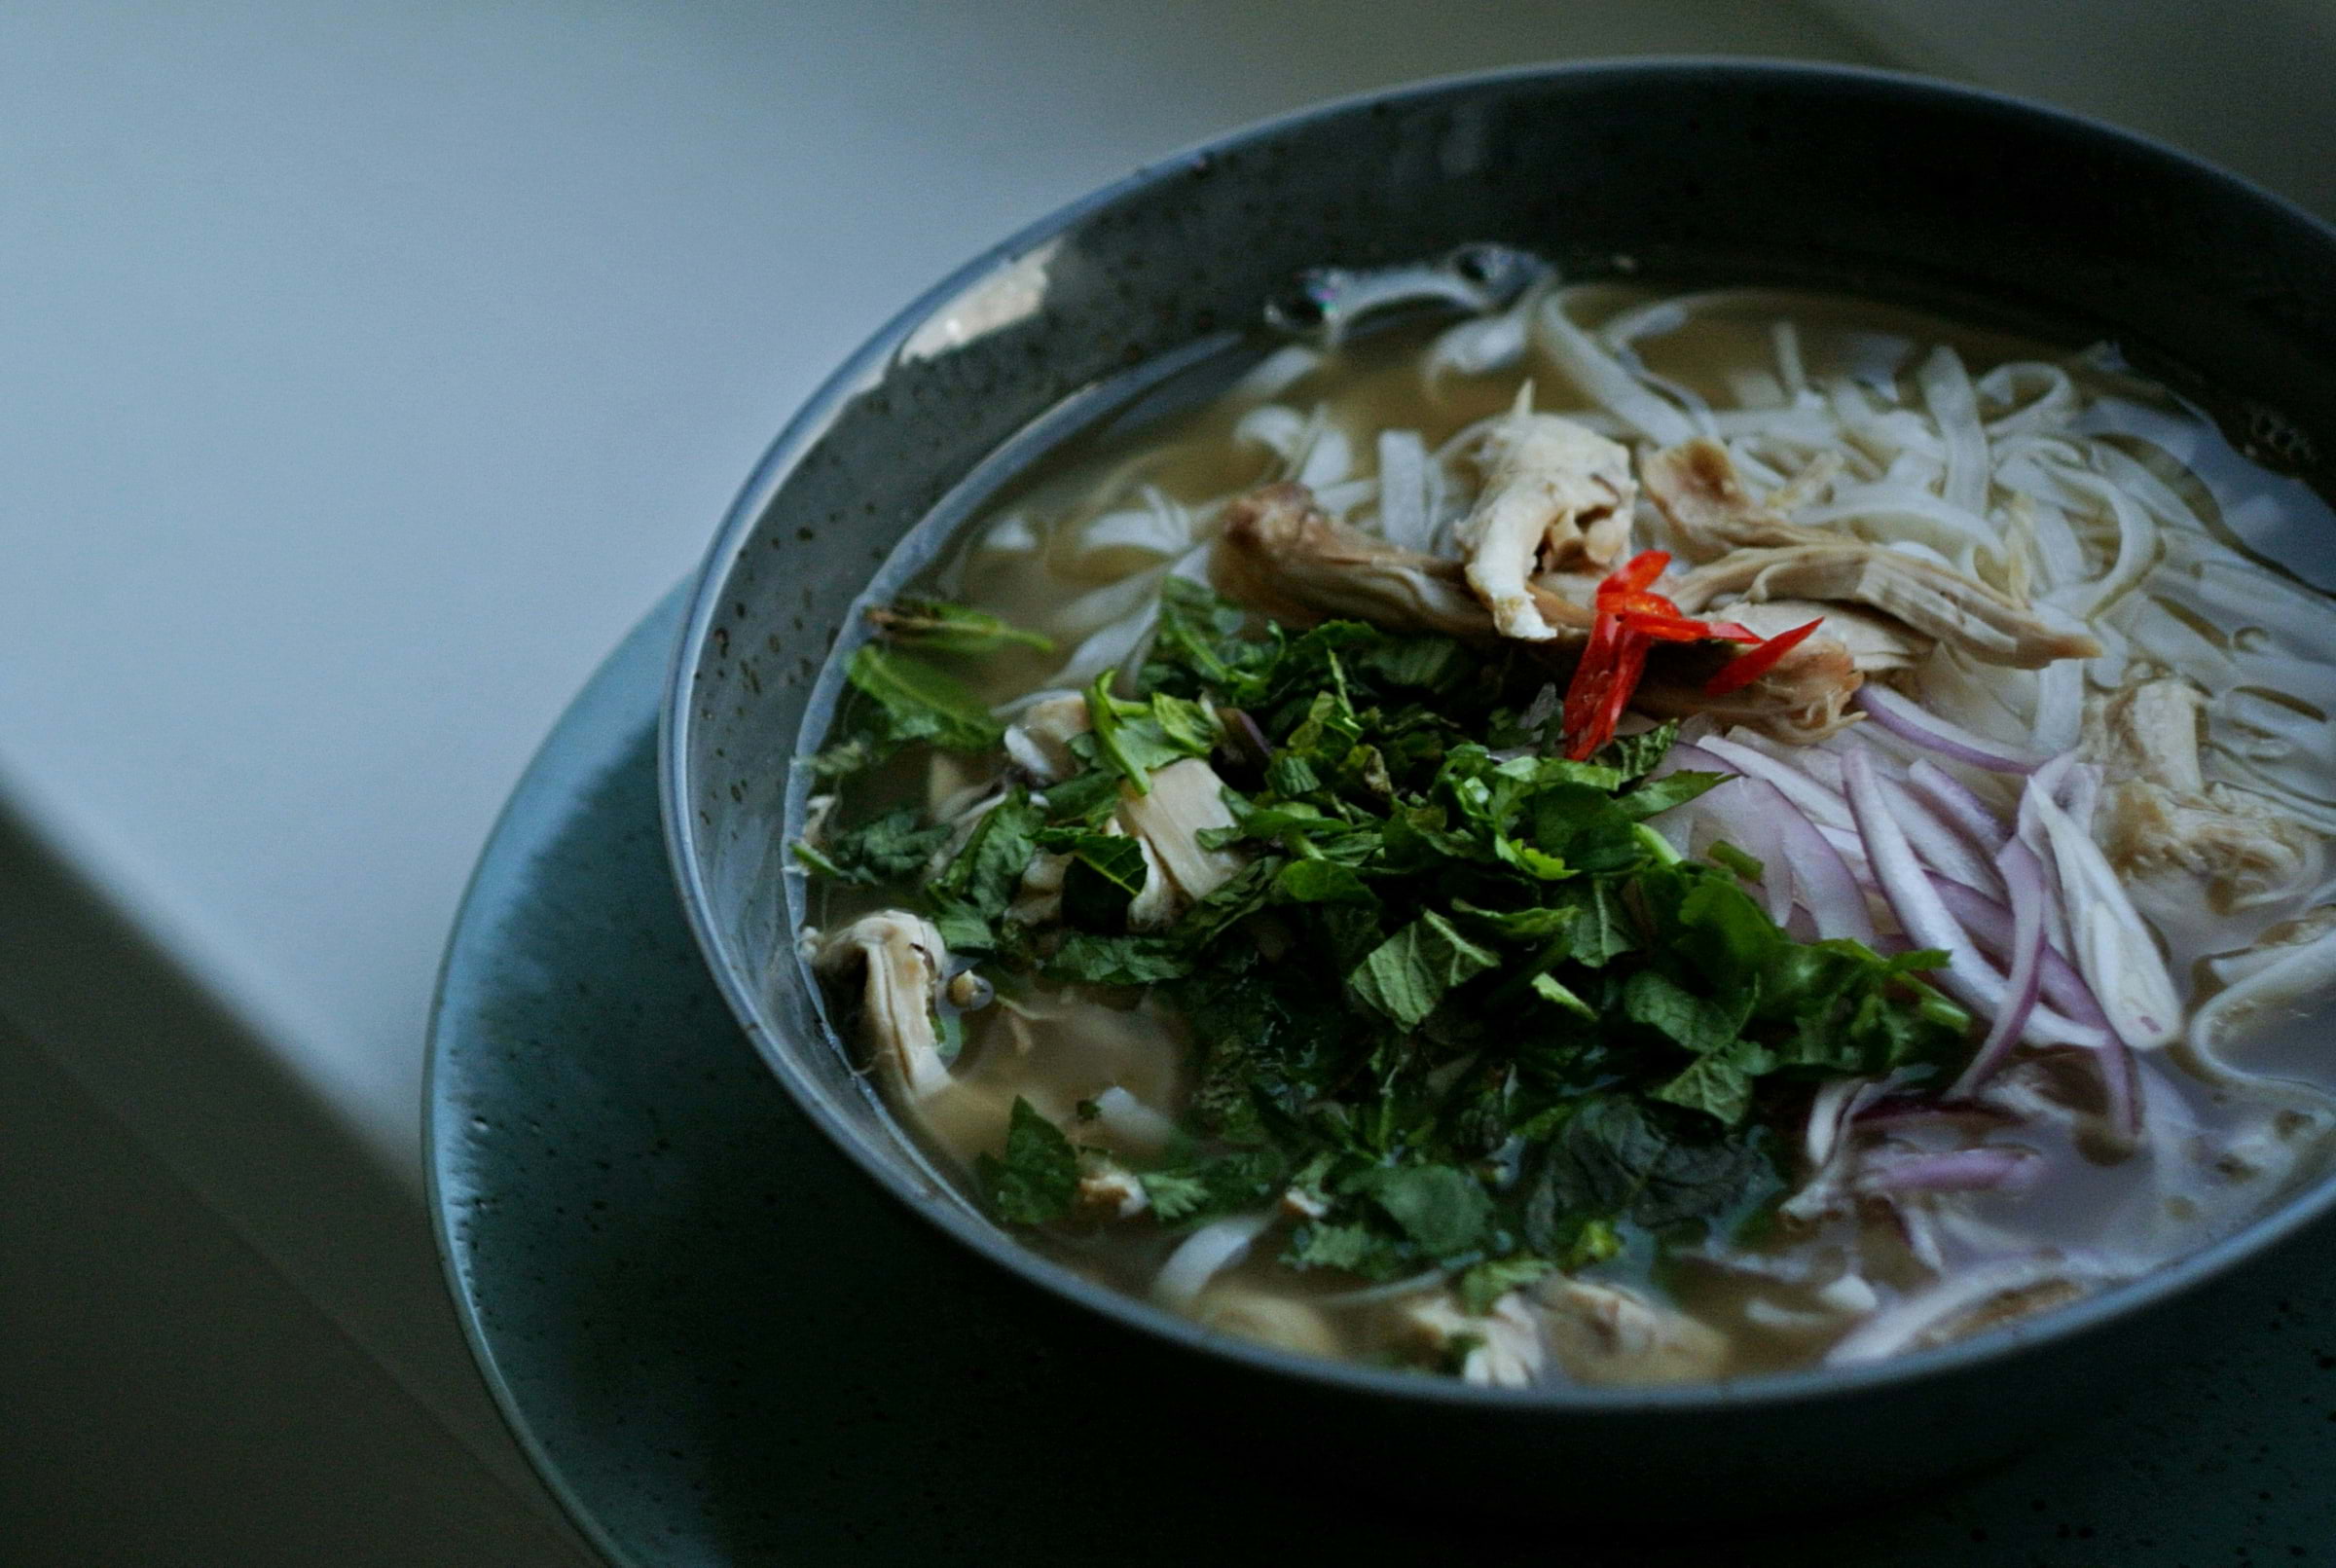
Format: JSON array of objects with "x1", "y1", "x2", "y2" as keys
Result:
[
  {"x1": 1357, "y1": 1164, "x2": 1495, "y2": 1258},
  {"x1": 1652, "y1": 1051, "x2": 1758, "y2": 1126},
  {"x1": 1347, "y1": 911, "x2": 1500, "y2": 1029},
  {"x1": 1539, "y1": 1097, "x2": 1775, "y2": 1230},
  {"x1": 1531, "y1": 971, "x2": 1597, "y2": 1021},
  {"x1": 1274, "y1": 858, "x2": 1377, "y2": 906},
  {"x1": 866, "y1": 597, "x2": 1054, "y2": 655},
  {"x1": 975, "y1": 1098, "x2": 1079, "y2": 1223},
  {"x1": 1057, "y1": 832, "x2": 1150, "y2": 929},
  {"x1": 845, "y1": 642, "x2": 1005, "y2": 754},
  {"x1": 1613, "y1": 769, "x2": 1728, "y2": 821},
  {"x1": 1457, "y1": 1256, "x2": 1556, "y2": 1315},
  {"x1": 1283, "y1": 1220, "x2": 1405, "y2": 1277},
  {"x1": 1043, "y1": 932, "x2": 1192, "y2": 986},
  {"x1": 927, "y1": 792, "x2": 1044, "y2": 949},
  {"x1": 1140, "y1": 1148, "x2": 1288, "y2": 1227},
  {"x1": 1622, "y1": 969, "x2": 1751, "y2": 1057},
  {"x1": 793, "y1": 805, "x2": 950, "y2": 886},
  {"x1": 1084, "y1": 672, "x2": 1210, "y2": 793},
  {"x1": 1595, "y1": 720, "x2": 1681, "y2": 780}
]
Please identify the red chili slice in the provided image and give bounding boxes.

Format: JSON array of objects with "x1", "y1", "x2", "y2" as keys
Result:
[
  {"x1": 1704, "y1": 617, "x2": 1825, "y2": 695},
  {"x1": 1617, "y1": 610, "x2": 1762, "y2": 644},
  {"x1": 1561, "y1": 612, "x2": 1626, "y2": 757},
  {"x1": 1597, "y1": 550, "x2": 1671, "y2": 602}
]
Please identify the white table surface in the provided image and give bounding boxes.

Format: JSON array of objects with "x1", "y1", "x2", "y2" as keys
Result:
[{"x1": 3, "y1": 1, "x2": 2328, "y2": 1560}]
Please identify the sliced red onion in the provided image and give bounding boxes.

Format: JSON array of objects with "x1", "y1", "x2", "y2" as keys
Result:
[
  {"x1": 1906, "y1": 758, "x2": 2011, "y2": 855},
  {"x1": 1950, "y1": 839, "x2": 2048, "y2": 1095},
  {"x1": 1842, "y1": 749, "x2": 2105, "y2": 1048},
  {"x1": 1697, "y1": 733, "x2": 1853, "y2": 829},
  {"x1": 2019, "y1": 757, "x2": 2181, "y2": 1048},
  {"x1": 1855, "y1": 1145, "x2": 2042, "y2": 1195},
  {"x1": 1852, "y1": 684, "x2": 2046, "y2": 774},
  {"x1": 1664, "y1": 746, "x2": 1874, "y2": 943},
  {"x1": 1878, "y1": 771, "x2": 1999, "y2": 893},
  {"x1": 1928, "y1": 875, "x2": 2102, "y2": 1026}
]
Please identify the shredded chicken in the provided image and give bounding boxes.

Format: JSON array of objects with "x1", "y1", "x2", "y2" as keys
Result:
[
  {"x1": 1668, "y1": 543, "x2": 2099, "y2": 669},
  {"x1": 1214, "y1": 482, "x2": 1589, "y2": 641},
  {"x1": 809, "y1": 911, "x2": 954, "y2": 1101},
  {"x1": 1649, "y1": 439, "x2": 2097, "y2": 669},
  {"x1": 1114, "y1": 757, "x2": 1245, "y2": 912},
  {"x1": 1395, "y1": 1292, "x2": 1547, "y2": 1388},
  {"x1": 1004, "y1": 691, "x2": 1092, "y2": 783},
  {"x1": 2083, "y1": 678, "x2": 2320, "y2": 911},
  {"x1": 1726, "y1": 598, "x2": 1928, "y2": 675},
  {"x1": 1458, "y1": 407, "x2": 1635, "y2": 639},
  {"x1": 1532, "y1": 1277, "x2": 1730, "y2": 1386},
  {"x1": 1642, "y1": 438, "x2": 1826, "y2": 560},
  {"x1": 1212, "y1": 481, "x2": 1857, "y2": 742},
  {"x1": 1072, "y1": 1154, "x2": 1150, "y2": 1222}
]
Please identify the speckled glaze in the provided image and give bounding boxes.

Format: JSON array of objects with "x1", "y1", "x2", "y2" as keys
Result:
[
  {"x1": 431, "y1": 594, "x2": 2336, "y2": 1564},
  {"x1": 658, "y1": 60, "x2": 2336, "y2": 1508}
]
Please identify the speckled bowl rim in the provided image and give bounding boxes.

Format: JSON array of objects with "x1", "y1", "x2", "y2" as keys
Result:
[{"x1": 662, "y1": 57, "x2": 2336, "y2": 1417}]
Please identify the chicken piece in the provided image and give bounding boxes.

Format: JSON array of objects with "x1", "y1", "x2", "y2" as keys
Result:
[
  {"x1": 1394, "y1": 1293, "x2": 1547, "y2": 1388},
  {"x1": 1072, "y1": 1153, "x2": 1150, "y2": 1222},
  {"x1": 1193, "y1": 1284, "x2": 1343, "y2": 1359},
  {"x1": 1114, "y1": 757, "x2": 1245, "y2": 908},
  {"x1": 1459, "y1": 409, "x2": 1635, "y2": 639},
  {"x1": 1004, "y1": 691, "x2": 1091, "y2": 784},
  {"x1": 1533, "y1": 1277, "x2": 1730, "y2": 1386},
  {"x1": 2084, "y1": 678, "x2": 2320, "y2": 911},
  {"x1": 1213, "y1": 481, "x2": 1856, "y2": 743},
  {"x1": 1111, "y1": 822, "x2": 1182, "y2": 930},
  {"x1": 1725, "y1": 598, "x2": 1929, "y2": 675},
  {"x1": 1668, "y1": 543, "x2": 2099, "y2": 669},
  {"x1": 1648, "y1": 439, "x2": 2098, "y2": 669},
  {"x1": 1631, "y1": 632, "x2": 1865, "y2": 744},
  {"x1": 1642, "y1": 437, "x2": 1825, "y2": 561},
  {"x1": 1213, "y1": 482, "x2": 1591, "y2": 642},
  {"x1": 809, "y1": 911, "x2": 954, "y2": 1102}
]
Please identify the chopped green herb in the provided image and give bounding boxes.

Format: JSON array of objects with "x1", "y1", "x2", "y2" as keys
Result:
[
  {"x1": 866, "y1": 597, "x2": 1055, "y2": 655},
  {"x1": 976, "y1": 1098, "x2": 1079, "y2": 1223}
]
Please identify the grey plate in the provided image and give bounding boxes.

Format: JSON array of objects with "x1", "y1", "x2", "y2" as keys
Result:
[{"x1": 428, "y1": 592, "x2": 2336, "y2": 1566}]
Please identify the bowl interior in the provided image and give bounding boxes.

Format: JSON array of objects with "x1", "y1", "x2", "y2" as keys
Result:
[{"x1": 663, "y1": 60, "x2": 2336, "y2": 1410}]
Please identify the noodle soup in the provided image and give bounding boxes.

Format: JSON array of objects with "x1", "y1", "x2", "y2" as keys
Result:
[{"x1": 793, "y1": 250, "x2": 2336, "y2": 1386}]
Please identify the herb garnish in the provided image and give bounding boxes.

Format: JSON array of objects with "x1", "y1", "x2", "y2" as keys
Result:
[{"x1": 807, "y1": 581, "x2": 1971, "y2": 1295}]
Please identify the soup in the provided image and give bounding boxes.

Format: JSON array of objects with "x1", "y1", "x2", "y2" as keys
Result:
[{"x1": 791, "y1": 248, "x2": 2336, "y2": 1386}]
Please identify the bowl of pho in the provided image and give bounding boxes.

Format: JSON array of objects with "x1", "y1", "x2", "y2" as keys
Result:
[{"x1": 664, "y1": 61, "x2": 2336, "y2": 1508}]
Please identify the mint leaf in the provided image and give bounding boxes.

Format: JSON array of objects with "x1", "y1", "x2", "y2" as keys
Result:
[
  {"x1": 793, "y1": 804, "x2": 950, "y2": 886},
  {"x1": 1358, "y1": 1164, "x2": 1495, "y2": 1257},
  {"x1": 1614, "y1": 769, "x2": 1728, "y2": 821},
  {"x1": 1274, "y1": 858, "x2": 1376, "y2": 906},
  {"x1": 1652, "y1": 1051, "x2": 1758, "y2": 1126},
  {"x1": 1623, "y1": 969, "x2": 1750, "y2": 1057},
  {"x1": 976, "y1": 1098, "x2": 1078, "y2": 1223},
  {"x1": 1347, "y1": 911, "x2": 1499, "y2": 1029},
  {"x1": 866, "y1": 598, "x2": 1054, "y2": 655},
  {"x1": 1058, "y1": 832, "x2": 1150, "y2": 930},
  {"x1": 845, "y1": 642, "x2": 1004, "y2": 754},
  {"x1": 1044, "y1": 932, "x2": 1192, "y2": 986}
]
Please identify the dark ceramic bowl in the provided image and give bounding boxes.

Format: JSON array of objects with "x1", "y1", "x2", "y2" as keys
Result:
[{"x1": 661, "y1": 60, "x2": 2336, "y2": 1512}]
